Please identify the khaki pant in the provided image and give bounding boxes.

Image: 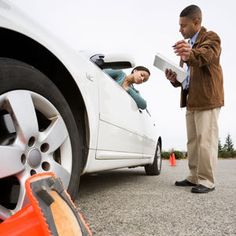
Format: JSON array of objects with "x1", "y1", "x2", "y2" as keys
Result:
[{"x1": 186, "y1": 108, "x2": 220, "y2": 188}]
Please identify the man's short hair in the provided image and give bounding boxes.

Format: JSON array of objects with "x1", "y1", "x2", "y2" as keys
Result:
[{"x1": 180, "y1": 5, "x2": 202, "y2": 22}]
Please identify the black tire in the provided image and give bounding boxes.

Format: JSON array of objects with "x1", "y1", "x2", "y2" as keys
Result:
[
  {"x1": 144, "y1": 138, "x2": 162, "y2": 175},
  {"x1": 0, "y1": 58, "x2": 83, "y2": 217}
]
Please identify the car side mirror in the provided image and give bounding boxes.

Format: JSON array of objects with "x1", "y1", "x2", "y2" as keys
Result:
[{"x1": 90, "y1": 53, "x2": 135, "y2": 70}]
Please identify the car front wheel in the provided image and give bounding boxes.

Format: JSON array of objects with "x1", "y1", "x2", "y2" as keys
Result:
[
  {"x1": 0, "y1": 58, "x2": 83, "y2": 220},
  {"x1": 144, "y1": 139, "x2": 162, "y2": 175}
]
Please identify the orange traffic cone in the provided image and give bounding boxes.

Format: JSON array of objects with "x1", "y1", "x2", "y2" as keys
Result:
[
  {"x1": 0, "y1": 172, "x2": 92, "y2": 236},
  {"x1": 169, "y1": 152, "x2": 176, "y2": 166}
]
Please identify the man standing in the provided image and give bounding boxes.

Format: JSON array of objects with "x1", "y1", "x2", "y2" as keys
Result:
[{"x1": 165, "y1": 5, "x2": 224, "y2": 193}]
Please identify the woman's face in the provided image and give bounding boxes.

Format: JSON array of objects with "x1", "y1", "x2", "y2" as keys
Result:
[{"x1": 133, "y1": 70, "x2": 150, "y2": 84}]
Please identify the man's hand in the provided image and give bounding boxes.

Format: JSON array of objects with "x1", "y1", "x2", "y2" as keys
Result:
[
  {"x1": 165, "y1": 69, "x2": 177, "y2": 83},
  {"x1": 173, "y1": 40, "x2": 191, "y2": 61}
]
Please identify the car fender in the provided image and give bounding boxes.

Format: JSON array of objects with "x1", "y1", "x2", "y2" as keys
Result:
[{"x1": 0, "y1": 1, "x2": 100, "y2": 150}]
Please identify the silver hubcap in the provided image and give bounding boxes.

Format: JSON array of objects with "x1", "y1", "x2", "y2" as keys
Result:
[
  {"x1": 27, "y1": 149, "x2": 42, "y2": 168},
  {"x1": 0, "y1": 90, "x2": 73, "y2": 220}
]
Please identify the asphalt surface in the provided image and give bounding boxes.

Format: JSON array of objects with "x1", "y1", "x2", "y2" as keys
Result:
[{"x1": 76, "y1": 159, "x2": 236, "y2": 236}]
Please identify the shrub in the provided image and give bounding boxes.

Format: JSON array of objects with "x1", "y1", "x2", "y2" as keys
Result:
[
  {"x1": 161, "y1": 151, "x2": 186, "y2": 160},
  {"x1": 162, "y1": 151, "x2": 170, "y2": 160},
  {"x1": 219, "y1": 150, "x2": 236, "y2": 158},
  {"x1": 232, "y1": 151, "x2": 236, "y2": 158},
  {"x1": 174, "y1": 151, "x2": 186, "y2": 159},
  {"x1": 162, "y1": 150, "x2": 236, "y2": 159}
]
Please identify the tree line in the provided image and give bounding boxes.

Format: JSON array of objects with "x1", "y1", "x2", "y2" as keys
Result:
[
  {"x1": 218, "y1": 134, "x2": 236, "y2": 158},
  {"x1": 162, "y1": 133, "x2": 236, "y2": 159}
]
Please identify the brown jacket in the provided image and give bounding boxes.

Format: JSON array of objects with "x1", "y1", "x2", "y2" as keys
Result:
[{"x1": 172, "y1": 26, "x2": 224, "y2": 110}]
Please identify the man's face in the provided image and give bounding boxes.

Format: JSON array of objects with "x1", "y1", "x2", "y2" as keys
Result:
[{"x1": 179, "y1": 16, "x2": 199, "y2": 39}]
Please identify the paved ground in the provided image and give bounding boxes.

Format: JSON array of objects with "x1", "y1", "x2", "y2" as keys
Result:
[{"x1": 76, "y1": 159, "x2": 236, "y2": 236}]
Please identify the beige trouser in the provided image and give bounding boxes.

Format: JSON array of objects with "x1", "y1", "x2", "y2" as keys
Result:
[{"x1": 186, "y1": 108, "x2": 220, "y2": 188}]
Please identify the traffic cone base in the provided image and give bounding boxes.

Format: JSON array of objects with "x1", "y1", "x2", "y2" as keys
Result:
[{"x1": 0, "y1": 173, "x2": 92, "y2": 236}]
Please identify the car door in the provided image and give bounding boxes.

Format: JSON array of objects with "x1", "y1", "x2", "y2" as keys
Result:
[
  {"x1": 96, "y1": 69, "x2": 144, "y2": 159},
  {"x1": 140, "y1": 110, "x2": 157, "y2": 158}
]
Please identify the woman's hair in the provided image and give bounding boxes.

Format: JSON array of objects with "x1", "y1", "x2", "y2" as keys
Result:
[{"x1": 131, "y1": 66, "x2": 150, "y2": 75}]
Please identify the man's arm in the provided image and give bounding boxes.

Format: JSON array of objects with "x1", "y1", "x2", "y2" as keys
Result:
[
  {"x1": 173, "y1": 32, "x2": 221, "y2": 67},
  {"x1": 187, "y1": 32, "x2": 221, "y2": 67}
]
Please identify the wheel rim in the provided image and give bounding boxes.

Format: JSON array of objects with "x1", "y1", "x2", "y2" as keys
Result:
[{"x1": 0, "y1": 90, "x2": 72, "y2": 220}]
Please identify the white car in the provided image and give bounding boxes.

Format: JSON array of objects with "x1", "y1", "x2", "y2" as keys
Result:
[{"x1": 0, "y1": 1, "x2": 162, "y2": 220}]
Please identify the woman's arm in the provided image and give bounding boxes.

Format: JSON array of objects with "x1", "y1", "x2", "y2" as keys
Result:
[
  {"x1": 127, "y1": 87, "x2": 147, "y2": 110},
  {"x1": 104, "y1": 69, "x2": 147, "y2": 109},
  {"x1": 104, "y1": 69, "x2": 126, "y2": 84}
]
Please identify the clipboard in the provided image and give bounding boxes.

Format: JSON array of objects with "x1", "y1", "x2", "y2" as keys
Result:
[{"x1": 153, "y1": 53, "x2": 187, "y2": 83}]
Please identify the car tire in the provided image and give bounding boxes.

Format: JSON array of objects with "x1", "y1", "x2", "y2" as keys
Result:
[
  {"x1": 0, "y1": 58, "x2": 83, "y2": 218},
  {"x1": 144, "y1": 139, "x2": 162, "y2": 175}
]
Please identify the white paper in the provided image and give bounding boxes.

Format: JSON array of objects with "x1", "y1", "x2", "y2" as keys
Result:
[{"x1": 153, "y1": 53, "x2": 187, "y2": 83}]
